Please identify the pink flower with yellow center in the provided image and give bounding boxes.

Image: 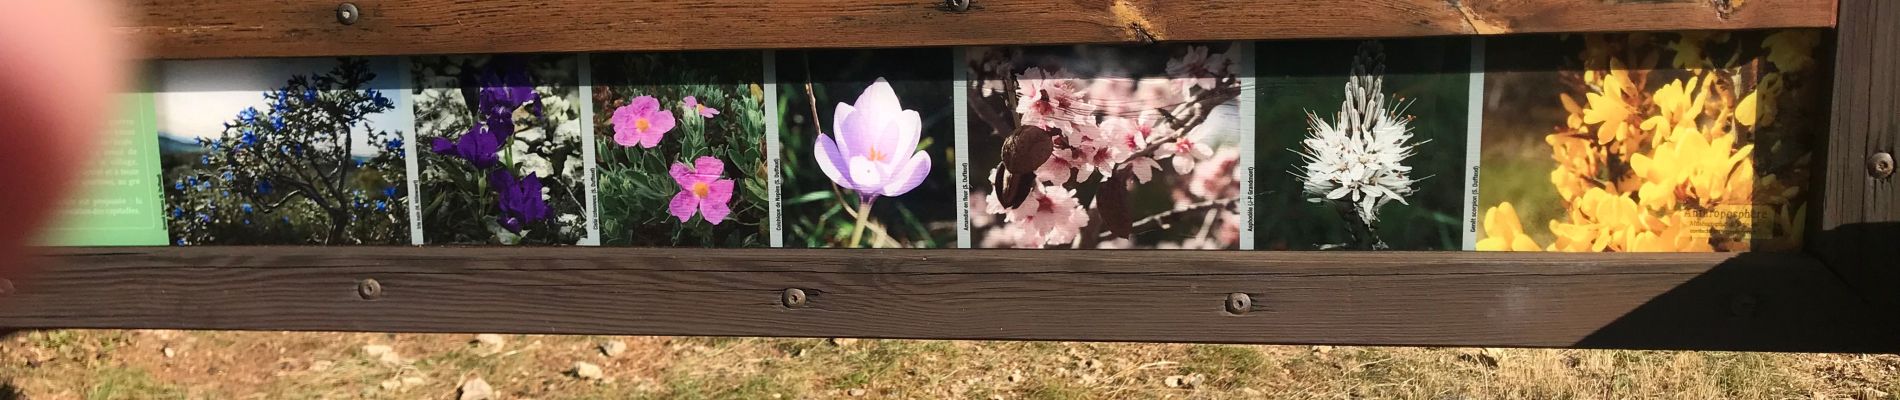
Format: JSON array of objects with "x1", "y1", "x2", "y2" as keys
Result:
[
  {"x1": 668, "y1": 156, "x2": 734, "y2": 225},
  {"x1": 610, "y1": 95, "x2": 676, "y2": 148},
  {"x1": 683, "y1": 96, "x2": 720, "y2": 119}
]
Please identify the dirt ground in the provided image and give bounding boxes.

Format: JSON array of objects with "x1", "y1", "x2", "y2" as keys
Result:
[{"x1": 0, "y1": 330, "x2": 1895, "y2": 399}]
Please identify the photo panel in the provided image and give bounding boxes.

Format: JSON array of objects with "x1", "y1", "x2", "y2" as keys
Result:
[
  {"x1": 1477, "y1": 30, "x2": 1828, "y2": 252},
  {"x1": 1253, "y1": 37, "x2": 1474, "y2": 251},
  {"x1": 591, "y1": 51, "x2": 770, "y2": 247},
  {"x1": 966, "y1": 43, "x2": 1246, "y2": 249},
  {"x1": 777, "y1": 48, "x2": 959, "y2": 248},
  {"x1": 42, "y1": 92, "x2": 170, "y2": 246},
  {"x1": 412, "y1": 54, "x2": 591, "y2": 245},
  {"x1": 155, "y1": 57, "x2": 413, "y2": 245}
]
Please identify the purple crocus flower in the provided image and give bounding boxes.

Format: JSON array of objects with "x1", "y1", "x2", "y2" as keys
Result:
[
  {"x1": 814, "y1": 78, "x2": 932, "y2": 202},
  {"x1": 487, "y1": 169, "x2": 552, "y2": 234}
]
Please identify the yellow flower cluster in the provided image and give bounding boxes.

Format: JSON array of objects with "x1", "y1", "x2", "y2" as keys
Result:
[{"x1": 1479, "y1": 31, "x2": 1819, "y2": 252}]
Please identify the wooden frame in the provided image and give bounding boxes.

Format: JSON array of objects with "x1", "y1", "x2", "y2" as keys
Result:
[{"x1": 5, "y1": 0, "x2": 1894, "y2": 352}]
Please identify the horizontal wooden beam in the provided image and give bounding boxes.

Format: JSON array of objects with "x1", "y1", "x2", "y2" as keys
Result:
[
  {"x1": 2, "y1": 247, "x2": 1890, "y2": 352},
  {"x1": 123, "y1": 0, "x2": 1838, "y2": 60}
]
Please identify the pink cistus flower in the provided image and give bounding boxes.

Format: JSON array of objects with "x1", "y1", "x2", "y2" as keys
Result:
[
  {"x1": 668, "y1": 156, "x2": 734, "y2": 225},
  {"x1": 611, "y1": 95, "x2": 676, "y2": 148},
  {"x1": 814, "y1": 78, "x2": 932, "y2": 202},
  {"x1": 682, "y1": 96, "x2": 720, "y2": 119}
]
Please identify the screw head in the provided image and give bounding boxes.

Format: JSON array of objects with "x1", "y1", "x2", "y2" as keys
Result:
[
  {"x1": 945, "y1": 0, "x2": 970, "y2": 12},
  {"x1": 357, "y1": 278, "x2": 382, "y2": 300},
  {"x1": 1871, "y1": 152, "x2": 1894, "y2": 179},
  {"x1": 782, "y1": 288, "x2": 808, "y2": 308},
  {"x1": 1224, "y1": 293, "x2": 1252, "y2": 314},
  {"x1": 336, "y1": 3, "x2": 360, "y2": 25}
]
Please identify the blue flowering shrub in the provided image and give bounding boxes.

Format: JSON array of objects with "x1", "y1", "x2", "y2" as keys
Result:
[
  {"x1": 412, "y1": 55, "x2": 589, "y2": 245},
  {"x1": 160, "y1": 57, "x2": 410, "y2": 245},
  {"x1": 592, "y1": 51, "x2": 769, "y2": 247}
]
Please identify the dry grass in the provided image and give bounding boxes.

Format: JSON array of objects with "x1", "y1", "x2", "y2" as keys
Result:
[{"x1": 0, "y1": 330, "x2": 1894, "y2": 399}]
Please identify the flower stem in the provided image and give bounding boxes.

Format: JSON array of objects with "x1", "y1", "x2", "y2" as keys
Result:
[{"x1": 849, "y1": 195, "x2": 876, "y2": 248}]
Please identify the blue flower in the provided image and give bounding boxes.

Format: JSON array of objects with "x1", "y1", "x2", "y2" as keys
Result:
[
  {"x1": 385, "y1": 138, "x2": 403, "y2": 151},
  {"x1": 240, "y1": 129, "x2": 259, "y2": 147},
  {"x1": 375, "y1": 200, "x2": 388, "y2": 212},
  {"x1": 175, "y1": 238, "x2": 187, "y2": 246},
  {"x1": 241, "y1": 203, "x2": 253, "y2": 213},
  {"x1": 173, "y1": 181, "x2": 184, "y2": 190},
  {"x1": 303, "y1": 89, "x2": 318, "y2": 103},
  {"x1": 256, "y1": 179, "x2": 274, "y2": 195},
  {"x1": 170, "y1": 208, "x2": 182, "y2": 218},
  {"x1": 220, "y1": 190, "x2": 228, "y2": 198},
  {"x1": 196, "y1": 212, "x2": 210, "y2": 223},
  {"x1": 271, "y1": 89, "x2": 289, "y2": 112},
  {"x1": 383, "y1": 186, "x2": 398, "y2": 198},
  {"x1": 199, "y1": 155, "x2": 211, "y2": 165},
  {"x1": 220, "y1": 171, "x2": 234, "y2": 181},
  {"x1": 238, "y1": 107, "x2": 259, "y2": 123},
  {"x1": 270, "y1": 114, "x2": 285, "y2": 131},
  {"x1": 186, "y1": 176, "x2": 198, "y2": 186}
]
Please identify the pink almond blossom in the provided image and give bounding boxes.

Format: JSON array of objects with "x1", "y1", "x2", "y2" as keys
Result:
[
  {"x1": 683, "y1": 96, "x2": 720, "y2": 119},
  {"x1": 1015, "y1": 67, "x2": 1094, "y2": 133},
  {"x1": 611, "y1": 95, "x2": 676, "y2": 148},
  {"x1": 668, "y1": 156, "x2": 734, "y2": 224},
  {"x1": 1166, "y1": 46, "x2": 1232, "y2": 93}
]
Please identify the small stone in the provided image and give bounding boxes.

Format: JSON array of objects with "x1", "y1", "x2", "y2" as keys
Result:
[
  {"x1": 571, "y1": 361, "x2": 604, "y2": 381},
  {"x1": 458, "y1": 377, "x2": 494, "y2": 400},
  {"x1": 401, "y1": 376, "x2": 427, "y2": 387},
  {"x1": 308, "y1": 360, "x2": 335, "y2": 372},
  {"x1": 1164, "y1": 375, "x2": 1188, "y2": 388},
  {"x1": 599, "y1": 340, "x2": 627, "y2": 358},
  {"x1": 162, "y1": 347, "x2": 176, "y2": 358},
  {"x1": 379, "y1": 377, "x2": 403, "y2": 391},
  {"x1": 847, "y1": 388, "x2": 867, "y2": 397},
  {"x1": 362, "y1": 344, "x2": 404, "y2": 365},
  {"x1": 475, "y1": 334, "x2": 505, "y2": 347},
  {"x1": 1312, "y1": 345, "x2": 1335, "y2": 355},
  {"x1": 829, "y1": 338, "x2": 859, "y2": 347}
]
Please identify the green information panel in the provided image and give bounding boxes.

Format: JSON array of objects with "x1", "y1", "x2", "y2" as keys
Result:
[{"x1": 41, "y1": 93, "x2": 169, "y2": 246}]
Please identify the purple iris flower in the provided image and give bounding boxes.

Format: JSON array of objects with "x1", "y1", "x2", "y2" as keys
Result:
[
  {"x1": 487, "y1": 169, "x2": 551, "y2": 234},
  {"x1": 430, "y1": 119, "x2": 505, "y2": 169}
]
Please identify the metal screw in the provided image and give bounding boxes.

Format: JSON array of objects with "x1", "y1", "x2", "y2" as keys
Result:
[
  {"x1": 782, "y1": 288, "x2": 808, "y2": 308},
  {"x1": 336, "y1": 3, "x2": 360, "y2": 25},
  {"x1": 1871, "y1": 152, "x2": 1894, "y2": 179},
  {"x1": 357, "y1": 278, "x2": 382, "y2": 300},
  {"x1": 1730, "y1": 294, "x2": 1758, "y2": 318},
  {"x1": 945, "y1": 0, "x2": 970, "y2": 12},
  {"x1": 1224, "y1": 293, "x2": 1252, "y2": 315}
]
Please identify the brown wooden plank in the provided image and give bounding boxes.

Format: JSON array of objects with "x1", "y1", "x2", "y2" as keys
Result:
[
  {"x1": 121, "y1": 0, "x2": 1836, "y2": 60},
  {"x1": 1, "y1": 247, "x2": 1889, "y2": 352},
  {"x1": 1816, "y1": 0, "x2": 1900, "y2": 311}
]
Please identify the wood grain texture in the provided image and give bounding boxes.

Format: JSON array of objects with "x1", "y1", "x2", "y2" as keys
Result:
[
  {"x1": 2, "y1": 247, "x2": 1891, "y2": 352},
  {"x1": 1816, "y1": 0, "x2": 1900, "y2": 310},
  {"x1": 122, "y1": 0, "x2": 1837, "y2": 60}
]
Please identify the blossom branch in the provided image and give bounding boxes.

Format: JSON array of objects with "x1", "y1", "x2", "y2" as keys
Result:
[{"x1": 1098, "y1": 197, "x2": 1238, "y2": 240}]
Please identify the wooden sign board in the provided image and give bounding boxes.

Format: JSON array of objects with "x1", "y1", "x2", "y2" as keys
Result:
[{"x1": 3, "y1": 0, "x2": 1895, "y2": 353}]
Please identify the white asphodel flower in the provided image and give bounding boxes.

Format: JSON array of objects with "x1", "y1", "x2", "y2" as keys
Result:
[{"x1": 1294, "y1": 41, "x2": 1421, "y2": 226}]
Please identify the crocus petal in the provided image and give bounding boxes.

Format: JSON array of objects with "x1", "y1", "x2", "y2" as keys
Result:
[
  {"x1": 880, "y1": 151, "x2": 932, "y2": 197},
  {"x1": 693, "y1": 156, "x2": 725, "y2": 180},
  {"x1": 831, "y1": 102, "x2": 856, "y2": 155},
  {"x1": 889, "y1": 109, "x2": 923, "y2": 165},
  {"x1": 814, "y1": 134, "x2": 851, "y2": 188},
  {"x1": 855, "y1": 79, "x2": 903, "y2": 115},
  {"x1": 668, "y1": 191, "x2": 699, "y2": 222},
  {"x1": 847, "y1": 156, "x2": 886, "y2": 192},
  {"x1": 669, "y1": 161, "x2": 696, "y2": 187}
]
